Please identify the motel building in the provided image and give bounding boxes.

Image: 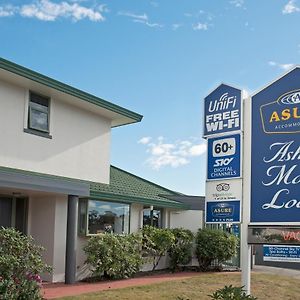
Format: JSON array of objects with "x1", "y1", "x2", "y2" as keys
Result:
[{"x1": 0, "y1": 58, "x2": 204, "y2": 284}]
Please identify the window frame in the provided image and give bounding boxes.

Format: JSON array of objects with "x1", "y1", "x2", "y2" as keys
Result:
[
  {"x1": 24, "y1": 91, "x2": 52, "y2": 139},
  {"x1": 78, "y1": 198, "x2": 131, "y2": 236},
  {"x1": 143, "y1": 206, "x2": 163, "y2": 228}
]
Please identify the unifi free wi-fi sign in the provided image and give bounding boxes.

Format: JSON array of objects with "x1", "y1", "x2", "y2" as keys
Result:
[{"x1": 203, "y1": 84, "x2": 242, "y2": 137}]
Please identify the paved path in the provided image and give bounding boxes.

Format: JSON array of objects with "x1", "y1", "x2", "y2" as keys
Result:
[
  {"x1": 253, "y1": 265, "x2": 300, "y2": 279},
  {"x1": 43, "y1": 266, "x2": 300, "y2": 299},
  {"x1": 42, "y1": 272, "x2": 202, "y2": 299}
]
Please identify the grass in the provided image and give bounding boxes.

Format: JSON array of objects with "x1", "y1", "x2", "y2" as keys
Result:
[{"x1": 58, "y1": 272, "x2": 300, "y2": 300}]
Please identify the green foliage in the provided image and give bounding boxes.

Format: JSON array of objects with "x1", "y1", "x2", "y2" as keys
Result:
[
  {"x1": 168, "y1": 228, "x2": 194, "y2": 272},
  {"x1": 142, "y1": 226, "x2": 175, "y2": 271},
  {"x1": 195, "y1": 228, "x2": 238, "y2": 271},
  {"x1": 0, "y1": 227, "x2": 51, "y2": 300},
  {"x1": 209, "y1": 285, "x2": 257, "y2": 300},
  {"x1": 84, "y1": 233, "x2": 143, "y2": 280}
]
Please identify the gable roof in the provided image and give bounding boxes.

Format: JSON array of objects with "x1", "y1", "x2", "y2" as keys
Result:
[
  {"x1": 90, "y1": 166, "x2": 189, "y2": 209},
  {"x1": 0, "y1": 57, "x2": 143, "y2": 127}
]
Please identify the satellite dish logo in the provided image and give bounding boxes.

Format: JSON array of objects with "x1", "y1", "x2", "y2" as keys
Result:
[{"x1": 260, "y1": 89, "x2": 300, "y2": 134}]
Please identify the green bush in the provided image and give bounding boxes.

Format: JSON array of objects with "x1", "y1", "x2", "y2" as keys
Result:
[
  {"x1": 142, "y1": 226, "x2": 175, "y2": 271},
  {"x1": 209, "y1": 285, "x2": 257, "y2": 300},
  {"x1": 84, "y1": 233, "x2": 143, "y2": 279},
  {"x1": 168, "y1": 228, "x2": 194, "y2": 272},
  {"x1": 0, "y1": 227, "x2": 51, "y2": 300},
  {"x1": 195, "y1": 228, "x2": 238, "y2": 271}
]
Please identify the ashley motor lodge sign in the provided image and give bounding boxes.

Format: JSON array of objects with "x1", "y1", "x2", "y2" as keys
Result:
[{"x1": 251, "y1": 68, "x2": 300, "y2": 225}]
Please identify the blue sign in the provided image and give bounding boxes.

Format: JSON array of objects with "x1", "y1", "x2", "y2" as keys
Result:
[
  {"x1": 207, "y1": 134, "x2": 241, "y2": 180},
  {"x1": 206, "y1": 200, "x2": 241, "y2": 223},
  {"x1": 251, "y1": 67, "x2": 300, "y2": 224},
  {"x1": 204, "y1": 84, "x2": 242, "y2": 137},
  {"x1": 263, "y1": 245, "x2": 300, "y2": 263}
]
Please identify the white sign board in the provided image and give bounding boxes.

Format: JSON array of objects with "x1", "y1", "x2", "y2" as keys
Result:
[{"x1": 206, "y1": 179, "x2": 242, "y2": 201}]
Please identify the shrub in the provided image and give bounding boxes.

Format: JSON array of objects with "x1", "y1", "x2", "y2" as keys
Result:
[
  {"x1": 84, "y1": 233, "x2": 143, "y2": 279},
  {"x1": 195, "y1": 228, "x2": 238, "y2": 271},
  {"x1": 142, "y1": 226, "x2": 175, "y2": 271},
  {"x1": 168, "y1": 228, "x2": 194, "y2": 272},
  {"x1": 209, "y1": 285, "x2": 257, "y2": 300},
  {"x1": 0, "y1": 227, "x2": 51, "y2": 300}
]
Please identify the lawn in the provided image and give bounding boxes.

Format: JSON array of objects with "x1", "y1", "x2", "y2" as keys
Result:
[{"x1": 58, "y1": 272, "x2": 300, "y2": 300}]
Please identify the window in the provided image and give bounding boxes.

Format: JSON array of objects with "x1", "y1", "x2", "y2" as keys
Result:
[
  {"x1": 143, "y1": 206, "x2": 163, "y2": 228},
  {"x1": 0, "y1": 197, "x2": 28, "y2": 234},
  {"x1": 78, "y1": 199, "x2": 130, "y2": 235},
  {"x1": 28, "y1": 92, "x2": 50, "y2": 133}
]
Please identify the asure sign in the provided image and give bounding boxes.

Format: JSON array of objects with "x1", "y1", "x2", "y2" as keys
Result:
[
  {"x1": 207, "y1": 134, "x2": 241, "y2": 180},
  {"x1": 204, "y1": 84, "x2": 242, "y2": 137},
  {"x1": 206, "y1": 200, "x2": 241, "y2": 224},
  {"x1": 263, "y1": 245, "x2": 300, "y2": 263},
  {"x1": 251, "y1": 67, "x2": 300, "y2": 224},
  {"x1": 206, "y1": 179, "x2": 242, "y2": 201}
]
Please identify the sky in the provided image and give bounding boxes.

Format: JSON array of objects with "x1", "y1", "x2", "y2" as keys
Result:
[{"x1": 0, "y1": 0, "x2": 299, "y2": 196}]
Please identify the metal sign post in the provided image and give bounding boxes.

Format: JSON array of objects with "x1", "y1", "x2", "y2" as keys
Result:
[{"x1": 241, "y1": 95, "x2": 251, "y2": 294}]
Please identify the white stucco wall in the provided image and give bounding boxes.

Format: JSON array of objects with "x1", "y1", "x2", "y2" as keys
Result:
[
  {"x1": 130, "y1": 203, "x2": 143, "y2": 232},
  {"x1": 0, "y1": 79, "x2": 110, "y2": 183},
  {"x1": 28, "y1": 194, "x2": 68, "y2": 282},
  {"x1": 169, "y1": 210, "x2": 204, "y2": 233}
]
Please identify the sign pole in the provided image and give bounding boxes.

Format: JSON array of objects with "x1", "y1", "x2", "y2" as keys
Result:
[{"x1": 241, "y1": 94, "x2": 251, "y2": 294}]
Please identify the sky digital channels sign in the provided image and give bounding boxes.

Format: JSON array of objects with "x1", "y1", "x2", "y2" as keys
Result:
[
  {"x1": 251, "y1": 67, "x2": 300, "y2": 224},
  {"x1": 204, "y1": 84, "x2": 242, "y2": 137},
  {"x1": 207, "y1": 134, "x2": 241, "y2": 180}
]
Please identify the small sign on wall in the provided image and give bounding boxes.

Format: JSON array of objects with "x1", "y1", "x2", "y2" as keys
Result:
[{"x1": 263, "y1": 245, "x2": 300, "y2": 263}]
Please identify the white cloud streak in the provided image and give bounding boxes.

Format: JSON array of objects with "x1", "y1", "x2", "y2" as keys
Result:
[
  {"x1": 0, "y1": 0, "x2": 105, "y2": 22},
  {"x1": 118, "y1": 10, "x2": 163, "y2": 28},
  {"x1": 193, "y1": 22, "x2": 208, "y2": 31},
  {"x1": 268, "y1": 61, "x2": 295, "y2": 71},
  {"x1": 230, "y1": 0, "x2": 245, "y2": 8},
  {"x1": 283, "y1": 0, "x2": 300, "y2": 14},
  {"x1": 139, "y1": 136, "x2": 207, "y2": 170}
]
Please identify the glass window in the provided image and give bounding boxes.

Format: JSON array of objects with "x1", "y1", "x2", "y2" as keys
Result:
[
  {"x1": 143, "y1": 206, "x2": 163, "y2": 228},
  {"x1": 87, "y1": 200, "x2": 130, "y2": 235},
  {"x1": 28, "y1": 92, "x2": 50, "y2": 133}
]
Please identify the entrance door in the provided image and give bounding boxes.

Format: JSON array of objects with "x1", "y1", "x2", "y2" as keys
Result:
[{"x1": 0, "y1": 197, "x2": 28, "y2": 234}]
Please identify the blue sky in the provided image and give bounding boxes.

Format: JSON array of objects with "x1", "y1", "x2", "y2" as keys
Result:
[{"x1": 0, "y1": 0, "x2": 299, "y2": 195}]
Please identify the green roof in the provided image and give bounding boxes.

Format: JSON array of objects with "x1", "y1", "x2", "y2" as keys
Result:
[
  {"x1": 0, "y1": 165, "x2": 188, "y2": 209},
  {"x1": 0, "y1": 57, "x2": 143, "y2": 126},
  {"x1": 90, "y1": 166, "x2": 188, "y2": 209}
]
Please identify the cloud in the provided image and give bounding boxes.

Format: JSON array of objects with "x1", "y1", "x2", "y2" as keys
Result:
[
  {"x1": 118, "y1": 11, "x2": 148, "y2": 21},
  {"x1": 139, "y1": 136, "x2": 207, "y2": 170},
  {"x1": 283, "y1": 0, "x2": 300, "y2": 14},
  {"x1": 0, "y1": 5, "x2": 16, "y2": 17},
  {"x1": 230, "y1": 0, "x2": 245, "y2": 8},
  {"x1": 138, "y1": 137, "x2": 152, "y2": 144},
  {"x1": 268, "y1": 61, "x2": 295, "y2": 71},
  {"x1": 0, "y1": 0, "x2": 105, "y2": 22},
  {"x1": 118, "y1": 10, "x2": 163, "y2": 28},
  {"x1": 193, "y1": 22, "x2": 208, "y2": 31},
  {"x1": 172, "y1": 23, "x2": 183, "y2": 30}
]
